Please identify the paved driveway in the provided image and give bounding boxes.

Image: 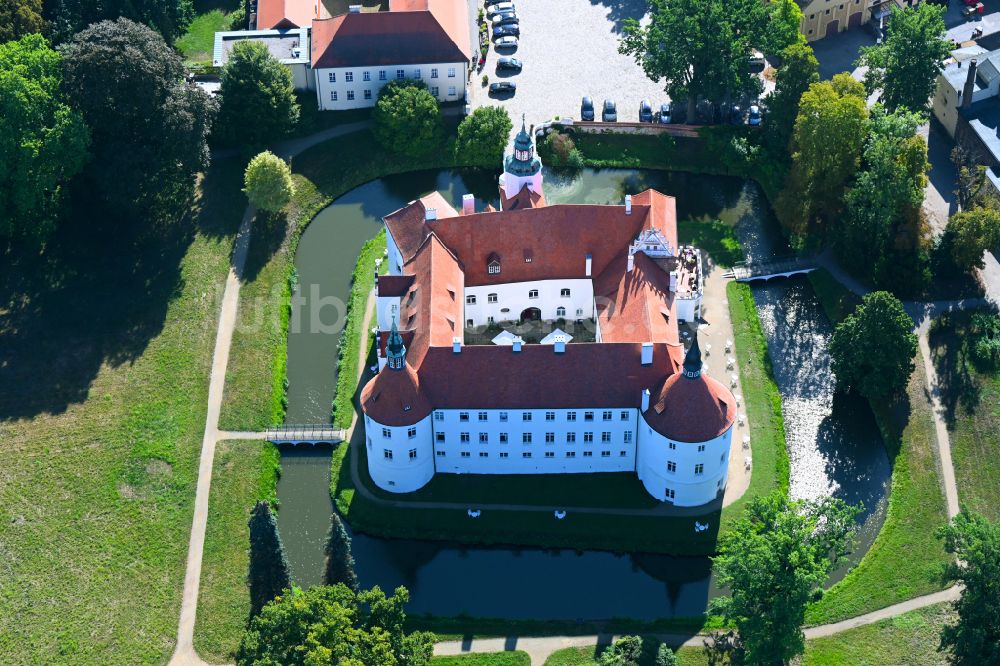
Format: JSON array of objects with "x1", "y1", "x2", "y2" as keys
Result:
[{"x1": 468, "y1": 0, "x2": 669, "y2": 126}]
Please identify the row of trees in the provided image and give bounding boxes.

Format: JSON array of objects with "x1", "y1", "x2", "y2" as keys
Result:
[{"x1": 2, "y1": 0, "x2": 195, "y2": 45}]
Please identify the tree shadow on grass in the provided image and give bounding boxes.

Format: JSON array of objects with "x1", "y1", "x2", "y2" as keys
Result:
[
  {"x1": 240, "y1": 209, "x2": 289, "y2": 284},
  {"x1": 928, "y1": 311, "x2": 983, "y2": 427},
  {"x1": 0, "y1": 162, "x2": 245, "y2": 420}
]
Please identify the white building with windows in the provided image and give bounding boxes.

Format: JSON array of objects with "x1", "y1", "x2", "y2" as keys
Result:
[{"x1": 361, "y1": 123, "x2": 735, "y2": 506}]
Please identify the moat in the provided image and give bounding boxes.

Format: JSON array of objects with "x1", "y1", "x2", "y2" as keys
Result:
[{"x1": 276, "y1": 167, "x2": 891, "y2": 620}]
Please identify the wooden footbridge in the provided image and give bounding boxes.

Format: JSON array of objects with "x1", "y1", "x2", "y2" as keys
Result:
[
  {"x1": 264, "y1": 424, "x2": 346, "y2": 445},
  {"x1": 724, "y1": 256, "x2": 819, "y2": 282}
]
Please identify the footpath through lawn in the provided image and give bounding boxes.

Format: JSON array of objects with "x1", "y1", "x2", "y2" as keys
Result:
[{"x1": 0, "y1": 160, "x2": 245, "y2": 664}]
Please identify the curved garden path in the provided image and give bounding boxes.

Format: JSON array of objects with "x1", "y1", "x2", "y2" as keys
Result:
[{"x1": 169, "y1": 126, "x2": 982, "y2": 665}]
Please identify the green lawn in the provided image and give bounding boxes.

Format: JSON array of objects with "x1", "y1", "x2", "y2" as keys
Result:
[
  {"x1": 177, "y1": 10, "x2": 230, "y2": 65},
  {"x1": 543, "y1": 603, "x2": 954, "y2": 666},
  {"x1": 0, "y1": 161, "x2": 246, "y2": 664},
  {"x1": 432, "y1": 653, "x2": 531, "y2": 666},
  {"x1": 193, "y1": 439, "x2": 280, "y2": 662},
  {"x1": 929, "y1": 310, "x2": 1000, "y2": 522},
  {"x1": 803, "y1": 270, "x2": 952, "y2": 624}
]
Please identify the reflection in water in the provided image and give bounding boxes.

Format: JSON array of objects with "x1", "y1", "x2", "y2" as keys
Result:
[{"x1": 278, "y1": 167, "x2": 891, "y2": 615}]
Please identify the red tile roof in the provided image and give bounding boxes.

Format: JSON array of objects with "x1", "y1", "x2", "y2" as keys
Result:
[
  {"x1": 499, "y1": 184, "x2": 546, "y2": 210},
  {"x1": 645, "y1": 372, "x2": 737, "y2": 442},
  {"x1": 257, "y1": 0, "x2": 320, "y2": 29},
  {"x1": 312, "y1": 11, "x2": 468, "y2": 69},
  {"x1": 595, "y1": 251, "x2": 679, "y2": 344},
  {"x1": 360, "y1": 362, "x2": 434, "y2": 426},
  {"x1": 376, "y1": 274, "x2": 415, "y2": 297},
  {"x1": 389, "y1": 0, "x2": 472, "y2": 58}
]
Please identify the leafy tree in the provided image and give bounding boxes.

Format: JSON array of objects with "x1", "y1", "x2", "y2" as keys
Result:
[
  {"x1": 323, "y1": 512, "x2": 359, "y2": 592},
  {"x1": 215, "y1": 40, "x2": 299, "y2": 150},
  {"x1": 947, "y1": 208, "x2": 1000, "y2": 271},
  {"x1": 237, "y1": 584, "x2": 435, "y2": 666},
  {"x1": 599, "y1": 635, "x2": 642, "y2": 666},
  {"x1": 857, "y1": 3, "x2": 950, "y2": 114},
  {"x1": 455, "y1": 106, "x2": 512, "y2": 167},
  {"x1": 0, "y1": 33, "x2": 88, "y2": 240},
  {"x1": 654, "y1": 644, "x2": 677, "y2": 666},
  {"x1": 44, "y1": 0, "x2": 193, "y2": 44},
  {"x1": 837, "y1": 105, "x2": 929, "y2": 288},
  {"x1": 777, "y1": 75, "x2": 867, "y2": 238},
  {"x1": 619, "y1": 0, "x2": 801, "y2": 120},
  {"x1": 373, "y1": 80, "x2": 442, "y2": 158},
  {"x1": 709, "y1": 492, "x2": 860, "y2": 666},
  {"x1": 0, "y1": 0, "x2": 47, "y2": 42},
  {"x1": 766, "y1": 41, "x2": 819, "y2": 148},
  {"x1": 60, "y1": 18, "x2": 215, "y2": 221},
  {"x1": 968, "y1": 312, "x2": 1000, "y2": 370},
  {"x1": 243, "y1": 151, "x2": 294, "y2": 212},
  {"x1": 952, "y1": 145, "x2": 997, "y2": 210},
  {"x1": 247, "y1": 500, "x2": 291, "y2": 617},
  {"x1": 937, "y1": 509, "x2": 1000, "y2": 666},
  {"x1": 829, "y1": 291, "x2": 917, "y2": 401}
]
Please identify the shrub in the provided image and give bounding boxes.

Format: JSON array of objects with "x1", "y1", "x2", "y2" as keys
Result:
[
  {"x1": 243, "y1": 151, "x2": 294, "y2": 212},
  {"x1": 544, "y1": 132, "x2": 584, "y2": 168},
  {"x1": 970, "y1": 312, "x2": 1000, "y2": 370}
]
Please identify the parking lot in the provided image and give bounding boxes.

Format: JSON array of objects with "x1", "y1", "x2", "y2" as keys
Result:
[{"x1": 468, "y1": 0, "x2": 671, "y2": 126}]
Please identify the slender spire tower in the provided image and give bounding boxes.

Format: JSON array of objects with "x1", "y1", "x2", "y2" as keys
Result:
[{"x1": 501, "y1": 114, "x2": 543, "y2": 200}]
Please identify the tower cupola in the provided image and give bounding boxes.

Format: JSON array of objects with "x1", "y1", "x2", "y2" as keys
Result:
[
  {"x1": 386, "y1": 319, "x2": 406, "y2": 371},
  {"x1": 500, "y1": 115, "x2": 544, "y2": 205}
]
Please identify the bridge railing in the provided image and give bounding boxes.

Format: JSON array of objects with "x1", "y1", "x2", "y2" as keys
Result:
[
  {"x1": 264, "y1": 424, "x2": 343, "y2": 442},
  {"x1": 730, "y1": 256, "x2": 818, "y2": 280}
]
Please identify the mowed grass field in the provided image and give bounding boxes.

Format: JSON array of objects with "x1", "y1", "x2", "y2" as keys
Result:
[{"x1": 0, "y1": 161, "x2": 246, "y2": 664}]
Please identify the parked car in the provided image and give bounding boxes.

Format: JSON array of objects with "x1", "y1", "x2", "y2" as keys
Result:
[
  {"x1": 484, "y1": 0, "x2": 506, "y2": 5},
  {"x1": 748, "y1": 104, "x2": 762, "y2": 126},
  {"x1": 747, "y1": 56, "x2": 766, "y2": 74},
  {"x1": 492, "y1": 15, "x2": 519, "y2": 27},
  {"x1": 494, "y1": 35, "x2": 518, "y2": 49},
  {"x1": 639, "y1": 99, "x2": 654, "y2": 123},
  {"x1": 581, "y1": 96, "x2": 595, "y2": 121},
  {"x1": 492, "y1": 24, "x2": 519, "y2": 38},
  {"x1": 497, "y1": 57, "x2": 522, "y2": 72},
  {"x1": 487, "y1": 2, "x2": 514, "y2": 16},
  {"x1": 658, "y1": 103, "x2": 671, "y2": 124},
  {"x1": 729, "y1": 105, "x2": 743, "y2": 125},
  {"x1": 489, "y1": 81, "x2": 516, "y2": 95},
  {"x1": 602, "y1": 99, "x2": 617, "y2": 122},
  {"x1": 490, "y1": 11, "x2": 517, "y2": 23}
]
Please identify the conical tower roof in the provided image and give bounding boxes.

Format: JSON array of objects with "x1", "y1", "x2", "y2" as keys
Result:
[
  {"x1": 504, "y1": 114, "x2": 541, "y2": 177},
  {"x1": 683, "y1": 333, "x2": 702, "y2": 378}
]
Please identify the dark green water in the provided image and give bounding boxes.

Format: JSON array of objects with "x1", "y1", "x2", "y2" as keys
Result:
[{"x1": 276, "y1": 167, "x2": 889, "y2": 618}]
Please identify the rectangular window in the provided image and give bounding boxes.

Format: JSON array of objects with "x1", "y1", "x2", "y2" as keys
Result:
[
  {"x1": 522, "y1": 451, "x2": 532, "y2": 458},
  {"x1": 479, "y1": 432, "x2": 488, "y2": 443},
  {"x1": 545, "y1": 451, "x2": 555, "y2": 458},
  {"x1": 364, "y1": 89, "x2": 372, "y2": 100},
  {"x1": 460, "y1": 432, "x2": 470, "y2": 443},
  {"x1": 499, "y1": 432, "x2": 508, "y2": 443},
  {"x1": 620, "y1": 450, "x2": 627, "y2": 457},
  {"x1": 499, "y1": 451, "x2": 509, "y2": 458},
  {"x1": 545, "y1": 432, "x2": 555, "y2": 443},
  {"x1": 407, "y1": 427, "x2": 416, "y2": 439},
  {"x1": 409, "y1": 448, "x2": 417, "y2": 459},
  {"x1": 522, "y1": 433, "x2": 532, "y2": 444},
  {"x1": 431, "y1": 68, "x2": 439, "y2": 78},
  {"x1": 434, "y1": 412, "x2": 443, "y2": 421},
  {"x1": 384, "y1": 449, "x2": 393, "y2": 460},
  {"x1": 545, "y1": 411, "x2": 555, "y2": 421},
  {"x1": 601, "y1": 451, "x2": 611, "y2": 457},
  {"x1": 328, "y1": 72, "x2": 336, "y2": 82},
  {"x1": 567, "y1": 411, "x2": 576, "y2": 422},
  {"x1": 466, "y1": 295, "x2": 476, "y2": 304},
  {"x1": 602, "y1": 411, "x2": 612, "y2": 421},
  {"x1": 436, "y1": 432, "x2": 445, "y2": 443},
  {"x1": 460, "y1": 412, "x2": 470, "y2": 422},
  {"x1": 382, "y1": 427, "x2": 391, "y2": 438},
  {"x1": 431, "y1": 86, "x2": 439, "y2": 97},
  {"x1": 448, "y1": 67, "x2": 456, "y2": 77},
  {"x1": 601, "y1": 432, "x2": 611, "y2": 443},
  {"x1": 624, "y1": 431, "x2": 633, "y2": 443},
  {"x1": 620, "y1": 411, "x2": 629, "y2": 421},
  {"x1": 695, "y1": 463, "x2": 704, "y2": 475},
  {"x1": 461, "y1": 451, "x2": 471, "y2": 458},
  {"x1": 499, "y1": 411, "x2": 508, "y2": 422},
  {"x1": 667, "y1": 460, "x2": 677, "y2": 473},
  {"x1": 436, "y1": 450, "x2": 445, "y2": 457},
  {"x1": 345, "y1": 71, "x2": 354, "y2": 82},
  {"x1": 346, "y1": 90, "x2": 355, "y2": 101},
  {"x1": 721, "y1": 452, "x2": 727, "y2": 463},
  {"x1": 561, "y1": 288, "x2": 571, "y2": 297},
  {"x1": 479, "y1": 451, "x2": 488, "y2": 458},
  {"x1": 363, "y1": 71, "x2": 371, "y2": 81},
  {"x1": 583, "y1": 432, "x2": 594, "y2": 443},
  {"x1": 448, "y1": 85, "x2": 457, "y2": 96},
  {"x1": 488, "y1": 293, "x2": 498, "y2": 303},
  {"x1": 669, "y1": 442, "x2": 677, "y2": 450},
  {"x1": 413, "y1": 68, "x2": 421, "y2": 78},
  {"x1": 566, "y1": 451, "x2": 576, "y2": 458},
  {"x1": 522, "y1": 412, "x2": 532, "y2": 422},
  {"x1": 583, "y1": 451, "x2": 593, "y2": 457},
  {"x1": 584, "y1": 411, "x2": 594, "y2": 421},
  {"x1": 698, "y1": 444, "x2": 706, "y2": 452},
  {"x1": 566, "y1": 432, "x2": 576, "y2": 443},
  {"x1": 397, "y1": 69, "x2": 405, "y2": 79},
  {"x1": 379, "y1": 70, "x2": 387, "y2": 80},
  {"x1": 528, "y1": 289, "x2": 539, "y2": 299},
  {"x1": 478, "y1": 411, "x2": 488, "y2": 421},
  {"x1": 330, "y1": 91, "x2": 338, "y2": 101},
  {"x1": 666, "y1": 488, "x2": 675, "y2": 500}
]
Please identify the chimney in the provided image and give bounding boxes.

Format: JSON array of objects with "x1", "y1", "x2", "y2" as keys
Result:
[
  {"x1": 374, "y1": 271, "x2": 380, "y2": 295},
  {"x1": 627, "y1": 252, "x2": 634, "y2": 273},
  {"x1": 641, "y1": 342, "x2": 653, "y2": 366},
  {"x1": 452, "y1": 337, "x2": 462, "y2": 353},
  {"x1": 553, "y1": 335, "x2": 566, "y2": 353},
  {"x1": 585, "y1": 252, "x2": 592, "y2": 277},
  {"x1": 425, "y1": 207, "x2": 437, "y2": 221},
  {"x1": 641, "y1": 389, "x2": 650, "y2": 412},
  {"x1": 963, "y1": 59, "x2": 978, "y2": 110},
  {"x1": 625, "y1": 194, "x2": 632, "y2": 215},
  {"x1": 512, "y1": 336, "x2": 523, "y2": 352},
  {"x1": 462, "y1": 194, "x2": 475, "y2": 215}
]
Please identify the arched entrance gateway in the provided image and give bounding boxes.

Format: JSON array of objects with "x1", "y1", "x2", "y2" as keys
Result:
[{"x1": 520, "y1": 307, "x2": 541, "y2": 322}]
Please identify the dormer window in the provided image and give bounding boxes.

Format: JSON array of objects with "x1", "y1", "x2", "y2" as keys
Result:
[{"x1": 487, "y1": 252, "x2": 501, "y2": 275}]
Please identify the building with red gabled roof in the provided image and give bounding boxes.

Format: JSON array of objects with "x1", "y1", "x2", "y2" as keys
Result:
[{"x1": 361, "y1": 123, "x2": 736, "y2": 506}]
